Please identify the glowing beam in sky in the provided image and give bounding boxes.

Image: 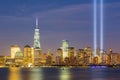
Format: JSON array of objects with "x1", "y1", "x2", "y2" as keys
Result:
[
  {"x1": 100, "y1": 0, "x2": 103, "y2": 55},
  {"x1": 94, "y1": 0, "x2": 97, "y2": 57}
]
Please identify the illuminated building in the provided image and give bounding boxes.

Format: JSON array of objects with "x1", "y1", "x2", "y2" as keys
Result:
[
  {"x1": 107, "y1": 49, "x2": 120, "y2": 65},
  {"x1": 56, "y1": 48, "x2": 63, "y2": 58},
  {"x1": 68, "y1": 47, "x2": 76, "y2": 65},
  {"x1": 77, "y1": 49, "x2": 84, "y2": 65},
  {"x1": 46, "y1": 49, "x2": 55, "y2": 65},
  {"x1": 46, "y1": 50, "x2": 53, "y2": 66},
  {"x1": 110, "y1": 53, "x2": 118, "y2": 65},
  {"x1": 6, "y1": 56, "x2": 15, "y2": 67},
  {"x1": 41, "y1": 53, "x2": 47, "y2": 65},
  {"x1": 116, "y1": 54, "x2": 120, "y2": 65},
  {"x1": 24, "y1": 45, "x2": 34, "y2": 58},
  {"x1": 84, "y1": 47, "x2": 92, "y2": 64},
  {"x1": 10, "y1": 45, "x2": 21, "y2": 59},
  {"x1": 93, "y1": 48, "x2": 101, "y2": 64},
  {"x1": 77, "y1": 48, "x2": 91, "y2": 65},
  {"x1": 101, "y1": 51, "x2": 108, "y2": 64},
  {"x1": 107, "y1": 49, "x2": 112, "y2": 65},
  {"x1": 0, "y1": 56, "x2": 6, "y2": 66},
  {"x1": 34, "y1": 18, "x2": 41, "y2": 49},
  {"x1": 62, "y1": 40, "x2": 69, "y2": 60},
  {"x1": 93, "y1": 56, "x2": 99, "y2": 65},
  {"x1": 34, "y1": 18, "x2": 42, "y2": 66},
  {"x1": 46, "y1": 55, "x2": 52, "y2": 66},
  {"x1": 92, "y1": 55, "x2": 101, "y2": 65},
  {"x1": 51, "y1": 53, "x2": 55, "y2": 64},
  {"x1": 56, "y1": 48, "x2": 63, "y2": 65},
  {"x1": 43, "y1": 53, "x2": 47, "y2": 60},
  {"x1": 24, "y1": 45, "x2": 34, "y2": 67},
  {"x1": 68, "y1": 47, "x2": 74, "y2": 58},
  {"x1": 15, "y1": 51, "x2": 23, "y2": 66}
]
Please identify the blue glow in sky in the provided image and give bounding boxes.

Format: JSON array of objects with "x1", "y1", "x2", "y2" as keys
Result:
[
  {"x1": 0, "y1": 0, "x2": 120, "y2": 55},
  {"x1": 100, "y1": 0, "x2": 104, "y2": 54},
  {"x1": 93, "y1": 0, "x2": 97, "y2": 57}
]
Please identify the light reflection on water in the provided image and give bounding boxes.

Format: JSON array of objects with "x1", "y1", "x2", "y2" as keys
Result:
[
  {"x1": 30, "y1": 68, "x2": 43, "y2": 80},
  {"x1": 9, "y1": 68, "x2": 21, "y2": 80},
  {"x1": 59, "y1": 68, "x2": 71, "y2": 80},
  {"x1": 5, "y1": 67, "x2": 120, "y2": 80},
  {"x1": 91, "y1": 68, "x2": 107, "y2": 80}
]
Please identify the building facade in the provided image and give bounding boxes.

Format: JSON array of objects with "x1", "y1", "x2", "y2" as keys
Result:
[
  {"x1": 34, "y1": 18, "x2": 42, "y2": 66},
  {"x1": 62, "y1": 40, "x2": 69, "y2": 60},
  {"x1": 10, "y1": 45, "x2": 21, "y2": 59},
  {"x1": 24, "y1": 45, "x2": 34, "y2": 67}
]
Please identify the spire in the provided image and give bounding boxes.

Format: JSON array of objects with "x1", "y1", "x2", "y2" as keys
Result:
[{"x1": 36, "y1": 18, "x2": 38, "y2": 28}]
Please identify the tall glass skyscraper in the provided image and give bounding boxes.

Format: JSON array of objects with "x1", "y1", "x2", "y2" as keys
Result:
[
  {"x1": 34, "y1": 18, "x2": 41, "y2": 49},
  {"x1": 62, "y1": 40, "x2": 69, "y2": 59},
  {"x1": 34, "y1": 18, "x2": 42, "y2": 66}
]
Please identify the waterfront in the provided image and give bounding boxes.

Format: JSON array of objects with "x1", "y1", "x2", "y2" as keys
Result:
[{"x1": 0, "y1": 67, "x2": 120, "y2": 80}]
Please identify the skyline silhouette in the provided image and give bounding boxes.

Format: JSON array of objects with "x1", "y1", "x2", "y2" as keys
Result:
[{"x1": 0, "y1": 0, "x2": 120, "y2": 55}]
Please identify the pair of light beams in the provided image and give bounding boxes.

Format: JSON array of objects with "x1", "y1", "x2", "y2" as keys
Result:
[{"x1": 94, "y1": 0, "x2": 103, "y2": 57}]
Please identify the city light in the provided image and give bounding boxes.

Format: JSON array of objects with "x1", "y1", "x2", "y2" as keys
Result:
[
  {"x1": 0, "y1": 1, "x2": 120, "y2": 80},
  {"x1": 36, "y1": 18, "x2": 38, "y2": 27},
  {"x1": 94, "y1": 0, "x2": 104, "y2": 58},
  {"x1": 0, "y1": 1, "x2": 120, "y2": 67},
  {"x1": 93, "y1": 0, "x2": 97, "y2": 57},
  {"x1": 100, "y1": 0, "x2": 104, "y2": 55}
]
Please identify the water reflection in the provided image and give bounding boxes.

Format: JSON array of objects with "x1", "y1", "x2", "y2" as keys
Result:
[
  {"x1": 5, "y1": 67, "x2": 120, "y2": 80},
  {"x1": 59, "y1": 68, "x2": 71, "y2": 80},
  {"x1": 9, "y1": 68, "x2": 21, "y2": 80},
  {"x1": 30, "y1": 68, "x2": 43, "y2": 80},
  {"x1": 91, "y1": 68, "x2": 108, "y2": 80}
]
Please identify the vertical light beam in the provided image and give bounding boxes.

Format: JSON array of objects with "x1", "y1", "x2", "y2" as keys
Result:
[
  {"x1": 94, "y1": 0, "x2": 97, "y2": 57},
  {"x1": 36, "y1": 18, "x2": 38, "y2": 28},
  {"x1": 100, "y1": 0, "x2": 103, "y2": 55}
]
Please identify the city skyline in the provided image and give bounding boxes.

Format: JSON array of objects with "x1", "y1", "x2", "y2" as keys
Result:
[{"x1": 0, "y1": 0, "x2": 120, "y2": 55}]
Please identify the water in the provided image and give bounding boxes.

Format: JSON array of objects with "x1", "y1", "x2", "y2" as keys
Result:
[{"x1": 0, "y1": 67, "x2": 120, "y2": 80}]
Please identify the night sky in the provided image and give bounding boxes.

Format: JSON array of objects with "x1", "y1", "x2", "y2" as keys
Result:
[{"x1": 0, "y1": 0, "x2": 120, "y2": 55}]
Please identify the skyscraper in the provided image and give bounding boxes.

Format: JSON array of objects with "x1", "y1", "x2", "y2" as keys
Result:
[
  {"x1": 24, "y1": 45, "x2": 34, "y2": 66},
  {"x1": 10, "y1": 45, "x2": 21, "y2": 59},
  {"x1": 34, "y1": 18, "x2": 41, "y2": 49},
  {"x1": 56, "y1": 48, "x2": 63, "y2": 65},
  {"x1": 34, "y1": 18, "x2": 42, "y2": 66},
  {"x1": 62, "y1": 40, "x2": 69, "y2": 60}
]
